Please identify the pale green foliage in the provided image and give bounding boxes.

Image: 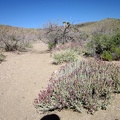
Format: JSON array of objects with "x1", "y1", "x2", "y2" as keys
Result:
[
  {"x1": 53, "y1": 49, "x2": 78, "y2": 64},
  {"x1": 52, "y1": 42, "x2": 83, "y2": 64},
  {"x1": 34, "y1": 60, "x2": 120, "y2": 114}
]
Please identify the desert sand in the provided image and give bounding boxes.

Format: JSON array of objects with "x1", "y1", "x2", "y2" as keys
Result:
[{"x1": 0, "y1": 41, "x2": 120, "y2": 120}]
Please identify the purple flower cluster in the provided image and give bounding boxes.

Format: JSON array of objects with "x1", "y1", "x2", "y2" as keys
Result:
[{"x1": 34, "y1": 60, "x2": 119, "y2": 114}]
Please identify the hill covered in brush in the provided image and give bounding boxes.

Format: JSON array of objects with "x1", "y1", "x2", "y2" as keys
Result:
[
  {"x1": 0, "y1": 25, "x2": 42, "y2": 41},
  {"x1": 76, "y1": 18, "x2": 120, "y2": 35},
  {"x1": 0, "y1": 18, "x2": 120, "y2": 47}
]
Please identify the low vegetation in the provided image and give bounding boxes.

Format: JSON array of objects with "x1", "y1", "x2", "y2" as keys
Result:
[
  {"x1": 86, "y1": 31, "x2": 120, "y2": 61},
  {"x1": 53, "y1": 49, "x2": 78, "y2": 64},
  {"x1": 44, "y1": 19, "x2": 120, "y2": 62},
  {"x1": 52, "y1": 42, "x2": 82, "y2": 64},
  {"x1": 34, "y1": 60, "x2": 120, "y2": 114},
  {"x1": 43, "y1": 21, "x2": 85, "y2": 51},
  {"x1": 78, "y1": 18, "x2": 120, "y2": 35},
  {"x1": 0, "y1": 25, "x2": 41, "y2": 52},
  {"x1": 0, "y1": 25, "x2": 40, "y2": 41},
  {"x1": 0, "y1": 33, "x2": 33, "y2": 52},
  {"x1": 34, "y1": 20, "x2": 120, "y2": 114}
]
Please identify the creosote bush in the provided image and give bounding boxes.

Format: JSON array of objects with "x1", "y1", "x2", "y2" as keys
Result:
[{"x1": 34, "y1": 60, "x2": 120, "y2": 114}]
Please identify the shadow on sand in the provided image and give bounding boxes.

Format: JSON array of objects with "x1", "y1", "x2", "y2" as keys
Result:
[{"x1": 40, "y1": 114, "x2": 60, "y2": 120}]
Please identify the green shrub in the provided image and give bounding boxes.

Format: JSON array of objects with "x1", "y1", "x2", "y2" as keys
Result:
[
  {"x1": 86, "y1": 31, "x2": 120, "y2": 60},
  {"x1": 34, "y1": 60, "x2": 120, "y2": 114},
  {"x1": 87, "y1": 34, "x2": 110, "y2": 56},
  {"x1": 53, "y1": 49, "x2": 78, "y2": 64},
  {"x1": 101, "y1": 51, "x2": 113, "y2": 61},
  {"x1": 48, "y1": 42, "x2": 56, "y2": 50},
  {"x1": 114, "y1": 47, "x2": 120, "y2": 58},
  {"x1": 111, "y1": 31, "x2": 120, "y2": 47},
  {"x1": 111, "y1": 47, "x2": 120, "y2": 60},
  {"x1": 52, "y1": 42, "x2": 83, "y2": 64}
]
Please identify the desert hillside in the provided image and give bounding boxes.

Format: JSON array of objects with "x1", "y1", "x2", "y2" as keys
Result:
[
  {"x1": 0, "y1": 18, "x2": 120, "y2": 42},
  {"x1": 76, "y1": 18, "x2": 120, "y2": 34},
  {"x1": 0, "y1": 25, "x2": 41, "y2": 42}
]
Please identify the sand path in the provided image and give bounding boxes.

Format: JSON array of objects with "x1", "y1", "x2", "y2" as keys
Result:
[
  {"x1": 0, "y1": 41, "x2": 120, "y2": 120},
  {"x1": 0, "y1": 42, "x2": 60, "y2": 120}
]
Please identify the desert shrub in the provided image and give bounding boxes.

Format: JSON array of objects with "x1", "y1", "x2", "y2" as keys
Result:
[
  {"x1": 34, "y1": 60, "x2": 120, "y2": 114},
  {"x1": 2, "y1": 35, "x2": 20, "y2": 51},
  {"x1": 43, "y1": 21, "x2": 83, "y2": 50},
  {"x1": 111, "y1": 31, "x2": 120, "y2": 46},
  {"x1": 23, "y1": 41, "x2": 33, "y2": 48},
  {"x1": 48, "y1": 42, "x2": 56, "y2": 51},
  {"x1": 101, "y1": 51, "x2": 113, "y2": 61},
  {"x1": 86, "y1": 34, "x2": 110, "y2": 56},
  {"x1": 53, "y1": 49, "x2": 78, "y2": 64},
  {"x1": 54, "y1": 42, "x2": 83, "y2": 54},
  {"x1": 0, "y1": 54, "x2": 6, "y2": 63},
  {"x1": 52, "y1": 42, "x2": 83, "y2": 64},
  {"x1": 0, "y1": 33, "x2": 32, "y2": 52},
  {"x1": 113, "y1": 47, "x2": 120, "y2": 59},
  {"x1": 86, "y1": 32, "x2": 120, "y2": 60}
]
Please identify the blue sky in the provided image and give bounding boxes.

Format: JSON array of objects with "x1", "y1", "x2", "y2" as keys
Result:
[{"x1": 0, "y1": 0, "x2": 120, "y2": 28}]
